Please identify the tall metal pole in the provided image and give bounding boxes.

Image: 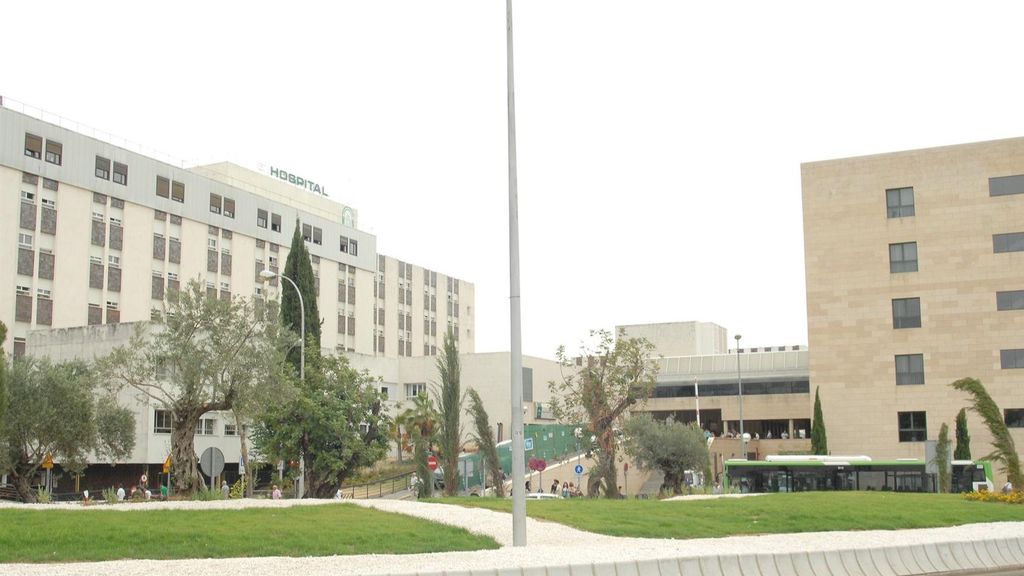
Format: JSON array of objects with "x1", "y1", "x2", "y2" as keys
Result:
[
  {"x1": 694, "y1": 377, "x2": 701, "y2": 429},
  {"x1": 280, "y1": 273, "x2": 305, "y2": 498},
  {"x1": 506, "y1": 0, "x2": 527, "y2": 547},
  {"x1": 735, "y1": 334, "x2": 745, "y2": 460}
]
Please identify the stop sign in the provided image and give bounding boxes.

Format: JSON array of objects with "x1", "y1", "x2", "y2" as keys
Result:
[{"x1": 427, "y1": 455, "x2": 439, "y2": 471}]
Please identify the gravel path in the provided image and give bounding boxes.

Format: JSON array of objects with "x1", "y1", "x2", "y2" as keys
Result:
[{"x1": 3, "y1": 497, "x2": 1023, "y2": 575}]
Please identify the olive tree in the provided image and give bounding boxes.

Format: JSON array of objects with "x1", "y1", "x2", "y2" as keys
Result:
[{"x1": 624, "y1": 413, "x2": 708, "y2": 495}]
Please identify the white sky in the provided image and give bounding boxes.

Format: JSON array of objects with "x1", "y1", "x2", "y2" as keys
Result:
[{"x1": 4, "y1": 1, "x2": 1024, "y2": 358}]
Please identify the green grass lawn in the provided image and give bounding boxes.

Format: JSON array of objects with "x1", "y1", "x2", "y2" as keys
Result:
[
  {"x1": 0, "y1": 503, "x2": 498, "y2": 563},
  {"x1": 442, "y1": 492, "x2": 1024, "y2": 539}
]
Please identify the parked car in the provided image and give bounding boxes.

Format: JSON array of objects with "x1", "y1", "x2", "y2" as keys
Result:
[{"x1": 525, "y1": 492, "x2": 562, "y2": 500}]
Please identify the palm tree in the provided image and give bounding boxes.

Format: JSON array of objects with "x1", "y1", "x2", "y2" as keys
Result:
[
  {"x1": 398, "y1": 392, "x2": 437, "y2": 497},
  {"x1": 950, "y1": 377, "x2": 1022, "y2": 489},
  {"x1": 466, "y1": 388, "x2": 503, "y2": 497}
]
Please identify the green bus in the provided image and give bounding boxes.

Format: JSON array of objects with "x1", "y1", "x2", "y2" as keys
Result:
[{"x1": 724, "y1": 456, "x2": 993, "y2": 494}]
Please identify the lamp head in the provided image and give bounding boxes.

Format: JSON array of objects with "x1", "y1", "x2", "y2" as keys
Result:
[
  {"x1": 734, "y1": 334, "x2": 742, "y2": 342},
  {"x1": 259, "y1": 270, "x2": 277, "y2": 281}
]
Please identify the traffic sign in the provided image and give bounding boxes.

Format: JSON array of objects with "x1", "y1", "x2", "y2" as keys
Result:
[
  {"x1": 427, "y1": 455, "x2": 439, "y2": 471},
  {"x1": 163, "y1": 455, "x2": 172, "y2": 474},
  {"x1": 199, "y1": 447, "x2": 225, "y2": 477},
  {"x1": 574, "y1": 464, "x2": 584, "y2": 475},
  {"x1": 524, "y1": 437, "x2": 534, "y2": 451},
  {"x1": 41, "y1": 454, "x2": 54, "y2": 470}
]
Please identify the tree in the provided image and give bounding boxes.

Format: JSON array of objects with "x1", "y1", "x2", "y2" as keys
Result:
[
  {"x1": 466, "y1": 388, "x2": 502, "y2": 498},
  {"x1": 934, "y1": 422, "x2": 951, "y2": 493},
  {"x1": 549, "y1": 329, "x2": 657, "y2": 498},
  {"x1": 398, "y1": 392, "x2": 438, "y2": 498},
  {"x1": 435, "y1": 330, "x2": 462, "y2": 496},
  {"x1": 811, "y1": 386, "x2": 828, "y2": 455},
  {"x1": 624, "y1": 413, "x2": 708, "y2": 495},
  {"x1": 281, "y1": 221, "x2": 321, "y2": 370},
  {"x1": 97, "y1": 280, "x2": 294, "y2": 495},
  {"x1": 1, "y1": 357, "x2": 134, "y2": 502},
  {"x1": 0, "y1": 321, "x2": 7, "y2": 432},
  {"x1": 951, "y1": 377, "x2": 1023, "y2": 490},
  {"x1": 955, "y1": 408, "x2": 972, "y2": 461},
  {"x1": 252, "y1": 353, "x2": 390, "y2": 498}
]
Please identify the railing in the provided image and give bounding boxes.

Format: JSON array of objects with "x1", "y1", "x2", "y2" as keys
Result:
[{"x1": 341, "y1": 471, "x2": 415, "y2": 499}]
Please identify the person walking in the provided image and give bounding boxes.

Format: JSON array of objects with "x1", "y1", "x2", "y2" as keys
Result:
[
  {"x1": 116, "y1": 484, "x2": 125, "y2": 501},
  {"x1": 272, "y1": 485, "x2": 282, "y2": 500},
  {"x1": 221, "y1": 480, "x2": 230, "y2": 499}
]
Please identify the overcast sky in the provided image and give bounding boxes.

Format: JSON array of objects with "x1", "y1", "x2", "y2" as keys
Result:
[{"x1": 4, "y1": 2, "x2": 1024, "y2": 358}]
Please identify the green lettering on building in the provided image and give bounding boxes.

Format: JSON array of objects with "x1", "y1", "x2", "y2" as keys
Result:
[{"x1": 269, "y1": 166, "x2": 327, "y2": 196}]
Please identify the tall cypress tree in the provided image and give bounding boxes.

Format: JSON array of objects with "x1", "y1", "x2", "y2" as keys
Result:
[
  {"x1": 281, "y1": 221, "x2": 321, "y2": 370},
  {"x1": 811, "y1": 386, "x2": 828, "y2": 455},
  {"x1": 0, "y1": 321, "x2": 8, "y2": 430},
  {"x1": 954, "y1": 408, "x2": 972, "y2": 460}
]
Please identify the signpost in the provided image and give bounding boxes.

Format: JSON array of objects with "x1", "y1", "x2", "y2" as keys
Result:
[
  {"x1": 427, "y1": 454, "x2": 439, "y2": 471},
  {"x1": 199, "y1": 447, "x2": 225, "y2": 491},
  {"x1": 575, "y1": 463, "x2": 584, "y2": 491},
  {"x1": 524, "y1": 437, "x2": 534, "y2": 451},
  {"x1": 41, "y1": 454, "x2": 54, "y2": 496}
]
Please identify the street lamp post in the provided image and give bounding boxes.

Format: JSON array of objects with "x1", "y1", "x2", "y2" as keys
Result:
[
  {"x1": 734, "y1": 334, "x2": 745, "y2": 460},
  {"x1": 260, "y1": 269, "x2": 305, "y2": 498}
]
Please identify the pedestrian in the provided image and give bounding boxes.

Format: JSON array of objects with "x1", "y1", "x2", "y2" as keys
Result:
[
  {"x1": 550, "y1": 479, "x2": 559, "y2": 494},
  {"x1": 1003, "y1": 480, "x2": 1013, "y2": 494},
  {"x1": 334, "y1": 487, "x2": 344, "y2": 500},
  {"x1": 221, "y1": 480, "x2": 230, "y2": 499},
  {"x1": 116, "y1": 484, "x2": 125, "y2": 501},
  {"x1": 561, "y1": 482, "x2": 569, "y2": 498},
  {"x1": 409, "y1": 472, "x2": 419, "y2": 495},
  {"x1": 525, "y1": 480, "x2": 531, "y2": 493},
  {"x1": 272, "y1": 484, "x2": 282, "y2": 500},
  {"x1": 159, "y1": 483, "x2": 168, "y2": 499}
]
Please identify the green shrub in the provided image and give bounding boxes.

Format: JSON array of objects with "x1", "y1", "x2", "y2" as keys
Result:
[
  {"x1": 103, "y1": 487, "x2": 119, "y2": 503},
  {"x1": 35, "y1": 487, "x2": 51, "y2": 504},
  {"x1": 191, "y1": 487, "x2": 225, "y2": 501},
  {"x1": 229, "y1": 478, "x2": 246, "y2": 499}
]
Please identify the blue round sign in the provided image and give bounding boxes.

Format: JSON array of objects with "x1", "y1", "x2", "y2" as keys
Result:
[{"x1": 574, "y1": 464, "x2": 584, "y2": 475}]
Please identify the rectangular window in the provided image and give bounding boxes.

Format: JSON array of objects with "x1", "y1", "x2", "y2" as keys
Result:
[
  {"x1": 24, "y1": 133, "x2": 42, "y2": 159},
  {"x1": 993, "y1": 232, "x2": 1024, "y2": 254},
  {"x1": 892, "y1": 297, "x2": 921, "y2": 329},
  {"x1": 18, "y1": 233, "x2": 33, "y2": 248},
  {"x1": 886, "y1": 187, "x2": 915, "y2": 218},
  {"x1": 1006, "y1": 409, "x2": 1024, "y2": 428},
  {"x1": 112, "y1": 162, "x2": 128, "y2": 186},
  {"x1": 196, "y1": 418, "x2": 215, "y2": 435},
  {"x1": 406, "y1": 383, "x2": 426, "y2": 397},
  {"x1": 224, "y1": 423, "x2": 238, "y2": 436},
  {"x1": 302, "y1": 223, "x2": 312, "y2": 242},
  {"x1": 171, "y1": 181, "x2": 185, "y2": 202},
  {"x1": 44, "y1": 140, "x2": 62, "y2": 165},
  {"x1": 889, "y1": 242, "x2": 918, "y2": 273},
  {"x1": 95, "y1": 156, "x2": 111, "y2": 179},
  {"x1": 42, "y1": 178, "x2": 58, "y2": 191},
  {"x1": 313, "y1": 227, "x2": 322, "y2": 245},
  {"x1": 340, "y1": 236, "x2": 349, "y2": 253},
  {"x1": 154, "y1": 410, "x2": 172, "y2": 434},
  {"x1": 895, "y1": 354, "x2": 924, "y2": 385},
  {"x1": 156, "y1": 176, "x2": 170, "y2": 198},
  {"x1": 257, "y1": 209, "x2": 268, "y2": 228},
  {"x1": 998, "y1": 290, "x2": 1024, "y2": 311},
  {"x1": 898, "y1": 411, "x2": 927, "y2": 442},
  {"x1": 223, "y1": 198, "x2": 235, "y2": 218},
  {"x1": 209, "y1": 193, "x2": 222, "y2": 214},
  {"x1": 990, "y1": 175, "x2": 1024, "y2": 197},
  {"x1": 350, "y1": 239, "x2": 358, "y2": 256},
  {"x1": 1000, "y1": 349, "x2": 1024, "y2": 369},
  {"x1": 271, "y1": 213, "x2": 281, "y2": 232}
]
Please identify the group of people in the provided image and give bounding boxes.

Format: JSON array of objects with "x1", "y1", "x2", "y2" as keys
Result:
[
  {"x1": 547, "y1": 479, "x2": 584, "y2": 498},
  {"x1": 114, "y1": 474, "x2": 163, "y2": 501},
  {"x1": 719, "y1": 429, "x2": 789, "y2": 440}
]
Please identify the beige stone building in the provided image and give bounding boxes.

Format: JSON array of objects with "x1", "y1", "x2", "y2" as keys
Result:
[{"x1": 802, "y1": 137, "x2": 1024, "y2": 464}]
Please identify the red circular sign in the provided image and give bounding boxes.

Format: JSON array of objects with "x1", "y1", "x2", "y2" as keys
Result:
[{"x1": 427, "y1": 455, "x2": 439, "y2": 471}]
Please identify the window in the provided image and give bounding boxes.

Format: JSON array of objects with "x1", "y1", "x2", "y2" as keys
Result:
[
  {"x1": 1006, "y1": 409, "x2": 1024, "y2": 428},
  {"x1": 898, "y1": 411, "x2": 927, "y2": 442},
  {"x1": 380, "y1": 386, "x2": 390, "y2": 399},
  {"x1": 171, "y1": 181, "x2": 185, "y2": 203},
  {"x1": 406, "y1": 383, "x2": 426, "y2": 397},
  {"x1": 112, "y1": 162, "x2": 128, "y2": 185},
  {"x1": 997, "y1": 290, "x2": 1024, "y2": 311},
  {"x1": 312, "y1": 227, "x2": 322, "y2": 245},
  {"x1": 993, "y1": 232, "x2": 1024, "y2": 254},
  {"x1": 156, "y1": 176, "x2": 170, "y2": 198},
  {"x1": 208, "y1": 237, "x2": 217, "y2": 250},
  {"x1": 271, "y1": 213, "x2": 281, "y2": 232},
  {"x1": 45, "y1": 140, "x2": 62, "y2": 165},
  {"x1": 895, "y1": 354, "x2": 924, "y2": 385},
  {"x1": 892, "y1": 297, "x2": 921, "y2": 329},
  {"x1": 990, "y1": 175, "x2": 1024, "y2": 197},
  {"x1": 24, "y1": 133, "x2": 42, "y2": 159},
  {"x1": 42, "y1": 178, "x2": 58, "y2": 191},
  {"x1": 223, "y1": 198, "x2": 235, "y2": 218},
  {"x1": 886, "y1": 187, "x2": 915, "y2": 218},
  {"x1": 18, "y1": 233, "x2": 33, "y2": 248},
  {"x1": 350, "y1": 239, "x2": 358, "y2": 256},
  {"x1": 224, "y1": 423, "x2": 238, "y2": 436},
  {"x1": 210, "y1": 193, "x2": 222, "y2": 214},
  {"x1": 95, "y1": 156, "x2": 111, "y2": 179},
  {"x1": 195, "y1": 418, "x2": 215, "y2": 435},
  {"x1": 154, "y1": 410, "x2": 172, "y2": 434},
  {"x1": 1000, "y1": 349, "x2": 1024, "y2": 369},
  {"x1": 889, "y1": 242, "x2": 918, "y2": 273},
  {"x1": 108, "y1": 255, "x2": 120, "y2": 268},
  {"x1": 340, "y1": 236, "x2": 349, "y2": 253},
  {"x1": 302, "y1": 223, "x2": 313, "y2": 242},
  {"x1": 257, "y1": 209, "x2": 268, "y2": 228}
]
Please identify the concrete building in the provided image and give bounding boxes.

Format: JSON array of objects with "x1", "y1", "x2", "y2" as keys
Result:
[
  {"x1": 802, "y1": 137, "x2": 1024, "y2": 465},
  {"x1": 0, "y1": 102, "x2": 474, "y2": 360}
]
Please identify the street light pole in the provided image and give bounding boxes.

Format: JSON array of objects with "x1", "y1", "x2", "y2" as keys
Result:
[
  {"x1": 260, "y1": 269, "x2": 305, "y2": 497},
  {"x1": 735, "y1": 334, "x2": 745, "y2": 460}
]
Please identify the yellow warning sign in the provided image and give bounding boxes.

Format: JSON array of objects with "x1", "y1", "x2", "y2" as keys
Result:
[
  {"x1": 41, "y1": 454, "x2": 54, "y2": 470},
  {"x1": 163, "y1": 454, "x2": 172, "y2": 474}
]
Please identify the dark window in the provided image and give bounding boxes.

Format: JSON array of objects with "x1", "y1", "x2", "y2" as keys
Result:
[
  {"x1": 221, "y1": 252, "x2": 232, "y2": 276},
  {"x1": 152, "y1": 275, "x2": 165, "y2": 300},
  {"x1": 105, "y1": 306, "x2": 120, "y2": 325},
  {"x1": 898, "y1": 411, "x2": 927, "y2": 442},
  {"x1": 107, "y1": 267, "x2": 121, "y2": 292},
  {"x1": 168, "y1": 238, "x2": 181, "y2": 264},
  {"x1": 36, "y1": 296, "x2": 52, "y2": 326},
  {"x1": 24, "y1": 133, "x2": 42, "y2": 159},
  {"x1": 302, "y1": 223, "x2": 312, "y2": 242},
  {"x1": 313, "y1": 227, "x2": 322, "y2": 245},
  {"x1": 156, "y1": 176, "x2": 170, "y2": 198},
  {"x1": 15, "y1": 294, "x2": 32, "y2": 322},
  {"x1": 40, "y1": 206, "x2": 56, "y2": 235},
  {"x1": 350, "y1": 239, "x2": 358, "y2": 256},
  {"x1": 1006, "y1": 409, "x2": 1024, "y2": 428},
  {"x1": 153, "y1": 234, "x2": 166, "y2": 260},
  {"x1": 998, "y1": 290, "x2": 1024, "y2": 311},
  {"x1": 257, "y1": 209, "x2": 268, "y2": 228},
  {"x1": 271, "y1": 213, "x2": 281, "y2": 232},
  {"x1": 112, "y1": 162, "x2": 128, "y2": 185},
  {"x1": 993, "y1": 232, "x2": 1024, "y2": 254},
  {"x1": 17, "y1": 248, "x2": 34, "y2": 276},
  {"x1": 171, "y1": 181, "x2": 185, "y2": 203},
  {"x1": 1000, "y1": 349, "x2": 1024, "y2": 369},
  {"x1": 22, "y1": 172, "x2": 38, "y2": 185},
  {"x1": 210, "y1": 193, "x2": 222, "y2": 214},
  {"x1": 110, "y1": 197, "x2": 124, "y2": 209},
  {"x1": 45, "y1": 140, "x2": 62, "y2": 165},
  {"x1": 38, "y1": 252, "x2": 54, "y2": 280},
  {"x1": 109, "y1": 224, "x2": 123, "y2": 250},
  {"x1": 886, "y1": 187, "x2": 915, "y2": 218},
  {"x1": 89, "y1": 262, "x2": 104, "y2": 289},
  {"x1": 88, "y1": 304, "x2": 102, "y2": 325},
  {"x1": 207, "y1": 250, "x2": 219, "y2": 273},
  {"x1": 42, "y1": 178, "x2": 58, "y2": 191},
  {"x1": 340, "y1": 236, "x2": 349, "y2": 253},
  {"x1": 889, "y1": 242, "x2": 918, "y2": 273},
  {"x1": 892, "y1": 297, "x2": 921, "y2": 329},
  {"x1": 91, "y1": 220, "x2": 106, "y2": 247},
  {"x1": 223, "y1": 198, "x2": 235, "y2": 218},
  {"x1": 895, "y1": 354, "x2": 924, "y2": 385},
  {"x1": 95, "y1": 156, "x2": 111, "y2": 179},
  {"x1": 154, "y1": 410, "x2": 172, "y2": 434},
  {"x1": 990, "y1": 175, "x2": 1024, "y2": 197}
]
